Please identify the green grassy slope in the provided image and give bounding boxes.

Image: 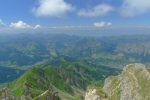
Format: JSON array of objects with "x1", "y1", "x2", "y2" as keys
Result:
[{"x1": 8, "y1": 60, "x2": 119, "y2": 99}]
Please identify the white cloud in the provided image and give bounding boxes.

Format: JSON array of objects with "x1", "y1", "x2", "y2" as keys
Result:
[
  {"x1": 78, "y1": 4, "x2": 113, "y2": 17},
  {"x1": 0, "y1": 19, "x2": 6, "y2": 27},
  {"x1": 9, "y1": 21, "x2": 41, "y2": 29},
  {"x1": 10, "y1": 21, "x2": 31, "y2": 29},
  {"x1": 121, "y1": 0, "x2": 150, "y2": 17},
  {"x1": 33, "y1": 0, "x2": 74, "y2": 17},
  {"x1": 94, "y1": 21, "x2": 112, "y2": 28},
  {"x1": 34, "y1": 24, "x2": 41, "y2": 29}
]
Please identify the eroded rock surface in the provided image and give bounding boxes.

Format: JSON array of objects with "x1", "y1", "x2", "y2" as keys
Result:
[
  {"x1": 85, "y1": 89, "x2": 101, "y2": 100},
  {"x1": 0, "y1": 88, "x2": 16, "y2": 100},
  {"x1": 85, "y1": 63, "x2": 150, "y2": 100}
]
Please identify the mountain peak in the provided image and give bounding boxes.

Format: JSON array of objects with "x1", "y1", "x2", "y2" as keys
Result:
[
  {"x1": 85, "y1": 63, "x2": 150, "y2": 100},
  {"x1": 123, "y1": 63, "x2": 147, "y2": 72},
  {"x1": 122, "y1": 63, "x2": 150, "y2": 81}
]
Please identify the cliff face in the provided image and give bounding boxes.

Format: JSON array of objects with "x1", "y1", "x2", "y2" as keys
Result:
[{"x1": 85, "y1": 63, "x2": 150, "y2": 100}]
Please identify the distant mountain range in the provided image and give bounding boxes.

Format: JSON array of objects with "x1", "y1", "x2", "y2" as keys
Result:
[
  {"x1": 1, "y1": 33, "x2": 150, "y2": 83},
  {"x1": 0, "y1": 33, "x2": 150, "y2": 100},
  {"x1": 1, "y1": 33, "x2": 150, "y2": 69}
]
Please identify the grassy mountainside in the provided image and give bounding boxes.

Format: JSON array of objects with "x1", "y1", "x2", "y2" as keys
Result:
[{"x1": 7, "y1": 60, "x2": 119, "y2": 99}]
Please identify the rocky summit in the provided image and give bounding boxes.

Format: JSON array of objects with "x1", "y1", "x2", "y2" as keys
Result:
[{"x1": 85, "y1": 63, "x2": 150, "y2": 100}]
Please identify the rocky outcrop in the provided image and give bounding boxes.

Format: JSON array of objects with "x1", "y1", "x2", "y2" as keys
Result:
[
  {"x1": 119, "y1": 63, "x2": 150, "y2": 100},
  {"x1": 84, "y1": 89, "x2": 101, "y2": 100},
  {"x1": 0, "y1": 88, "x2": 16, "y2": 100},
  {"x1": 85, "y1": 63, "x2": 150, "y2": 100},
  {"x1": 84, "y1": 85, "x2": 107, "y2": 100}
]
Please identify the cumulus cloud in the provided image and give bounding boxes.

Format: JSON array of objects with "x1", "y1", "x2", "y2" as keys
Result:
[
  {"x1": 10, "y1": 21, "x2": 41, "y2": 29},
  {"x1": 121, "y1": 0, "x2": 150, "y2": 17},
  {"x1": 10, "y1": 21, "x2": 31, "y2": 29},
  {"x1": 78, "y1": 4, "x2": 113, "y2": 17},
  {"x1": 94, "y1": 21, "x2": 112, "y2": 28},
  {"x1": 33, "y1": 0, "x2": 74, "y2": 17}
]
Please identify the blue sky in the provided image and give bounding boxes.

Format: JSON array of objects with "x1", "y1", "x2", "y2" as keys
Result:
[{"x1": 0, "y1": 0, "x2": 150, "y2": 33}]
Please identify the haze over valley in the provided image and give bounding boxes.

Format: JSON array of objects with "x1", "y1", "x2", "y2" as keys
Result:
[{"x1": 0, "y1": 0, "x2": 150, "y2": 100}]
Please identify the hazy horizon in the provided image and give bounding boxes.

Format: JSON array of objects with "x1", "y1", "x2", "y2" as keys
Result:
[{"x1": 0, "y1": 0, "x2": 150, "y2": 35}]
